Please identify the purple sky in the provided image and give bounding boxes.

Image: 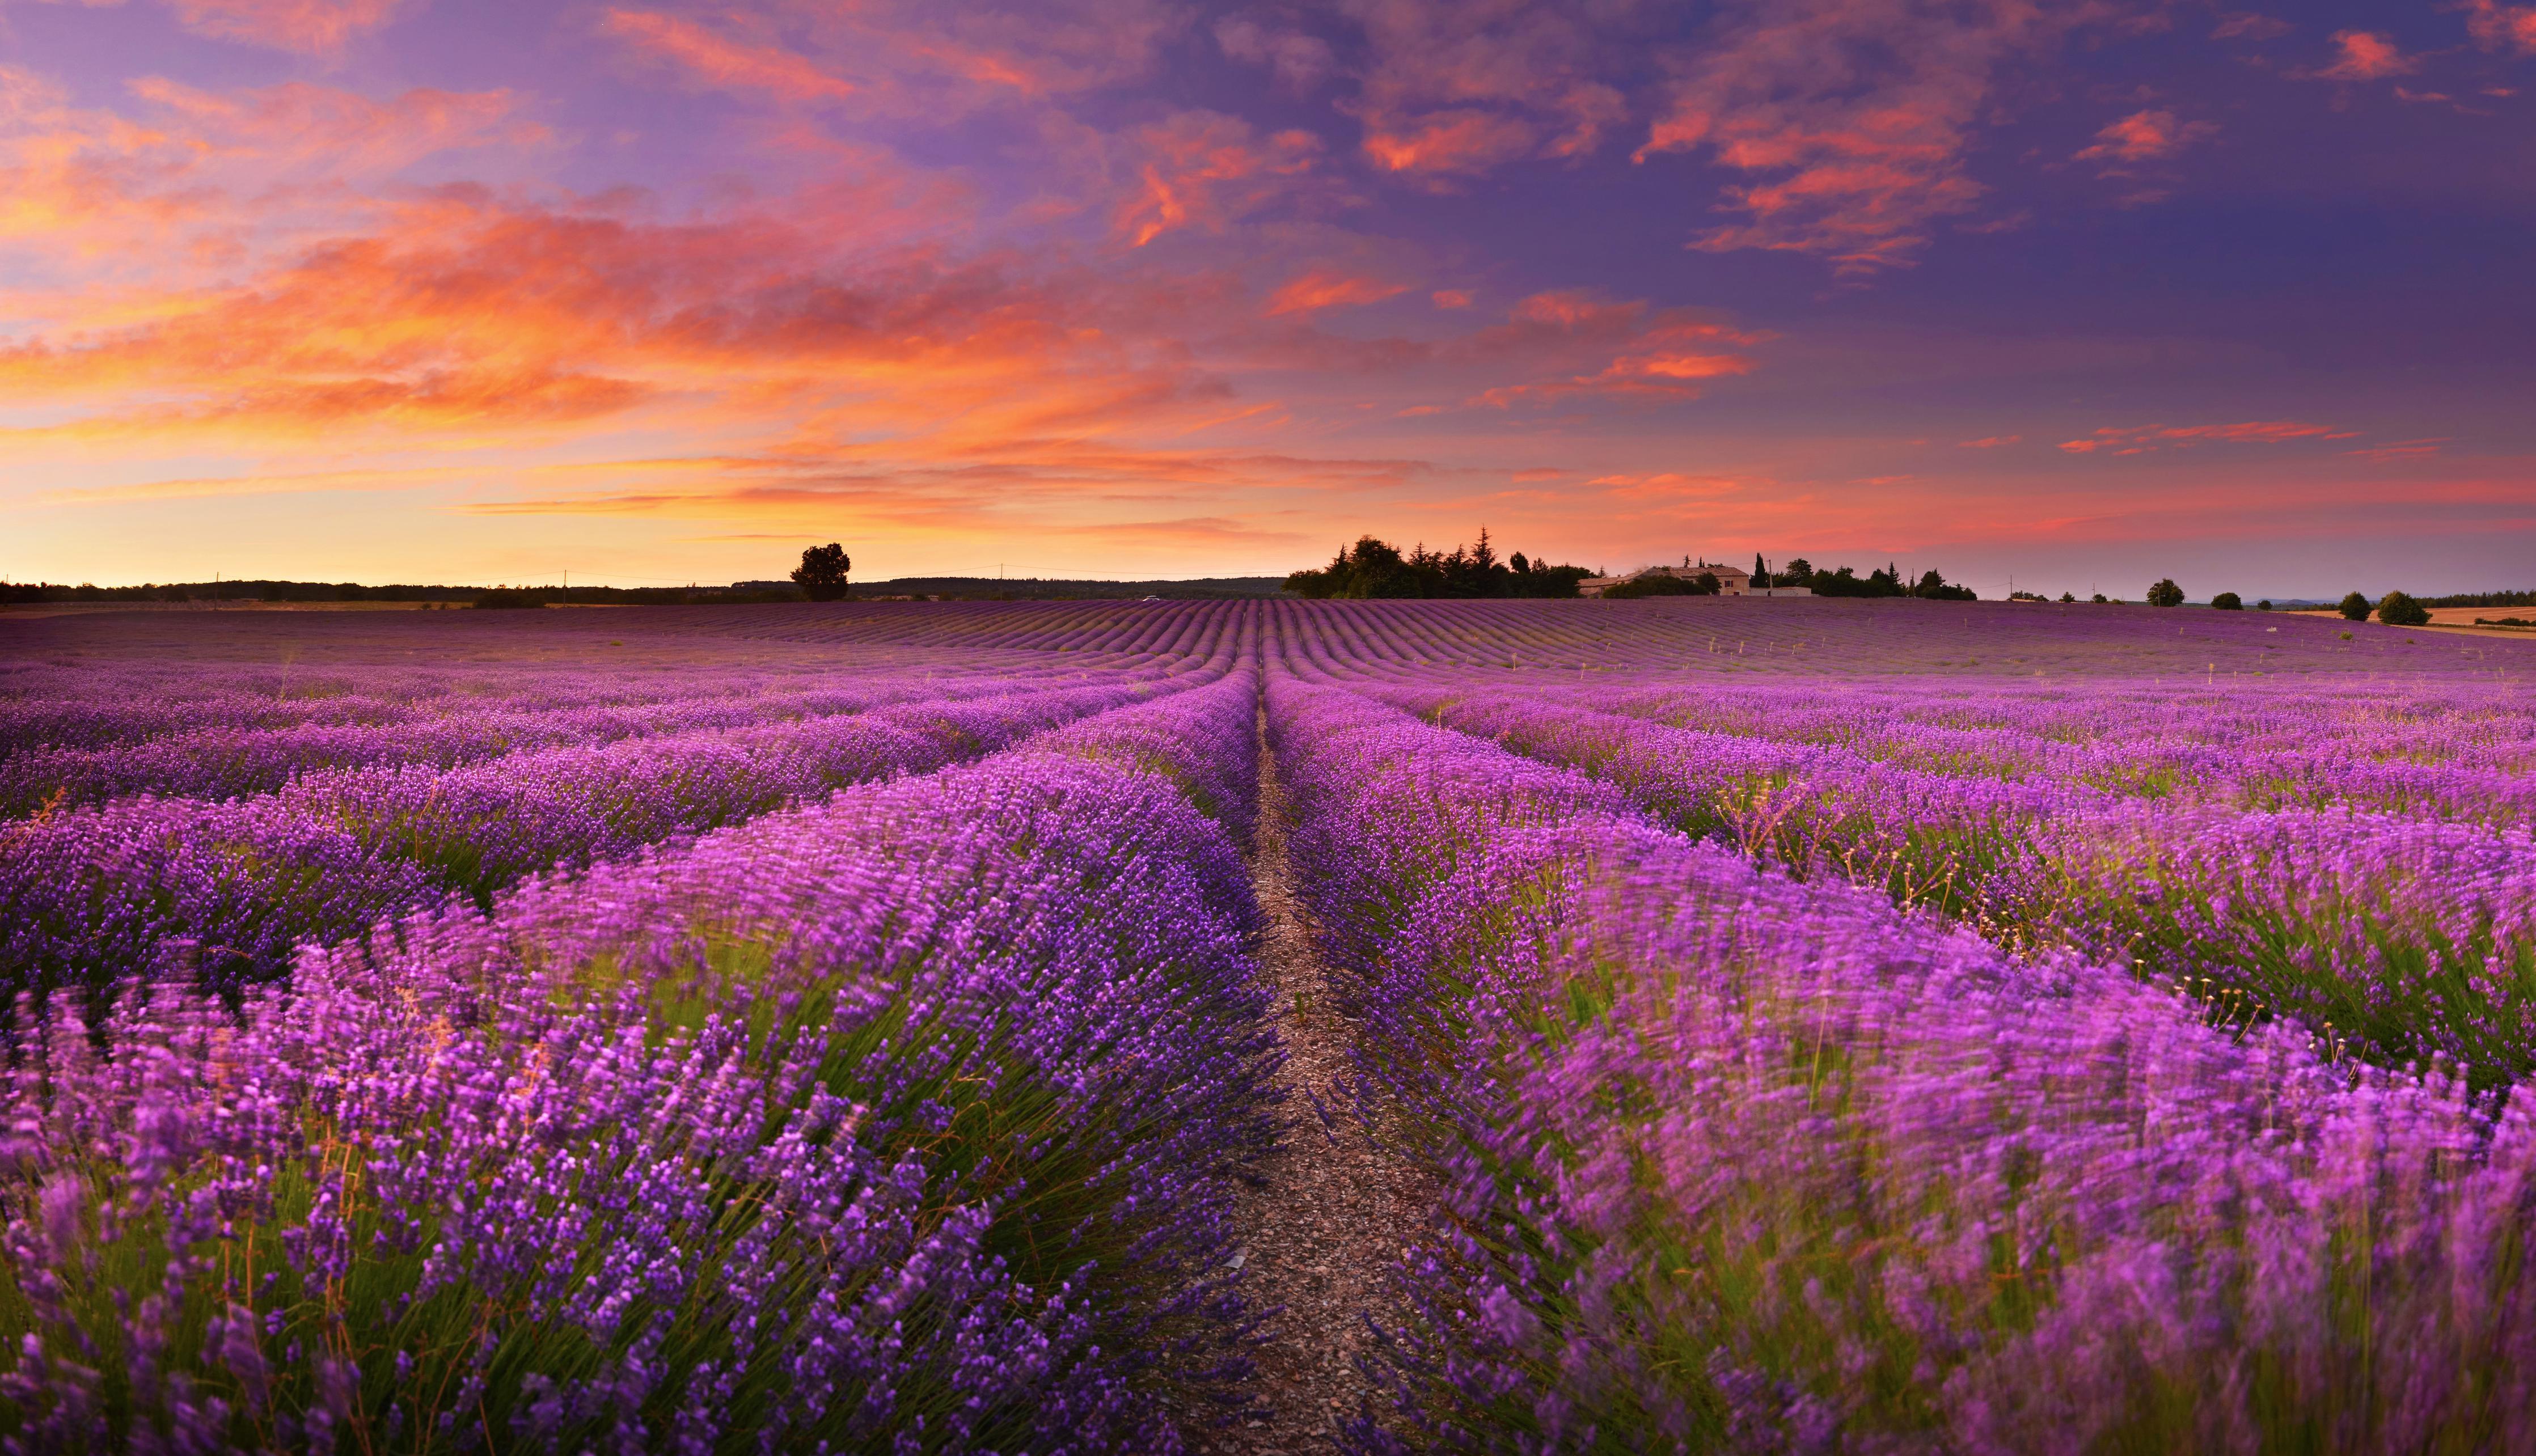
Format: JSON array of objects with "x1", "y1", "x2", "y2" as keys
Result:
[{"x1": 2, "y1": 0, "x2": 2531, "y2": 597}]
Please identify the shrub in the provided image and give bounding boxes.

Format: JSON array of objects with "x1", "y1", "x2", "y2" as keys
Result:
[
  {"x1": 2338, "y1": 591, "x2": 2372, "y2": 621},
  {"x1": 2378, "y1": 591, "x2": 2431, "y2": 627},
  {"x1": 1602, "y1": 572, "x2": 1711, "y2": 599},
  {"x1": 2212, "y1": 591, "x2": 2243, "y2": 611}
]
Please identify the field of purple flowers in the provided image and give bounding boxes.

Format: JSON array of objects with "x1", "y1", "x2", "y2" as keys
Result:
[{"x1": 1, "y1": 596, "x2": 2531, "y2": 1451}]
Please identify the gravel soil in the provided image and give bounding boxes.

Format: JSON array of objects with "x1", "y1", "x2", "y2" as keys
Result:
[{"x1": 1197, "y1": 717, "x2": 1431, "y2": 1454}]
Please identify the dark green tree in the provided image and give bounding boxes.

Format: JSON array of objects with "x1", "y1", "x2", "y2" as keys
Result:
[
  {"x1": 2338, "y1": 591, "x2": 2372, "y2": 621},
  {"x1": 2147, "y1": 579, "x2": 2185, "y2": 607},
  {"x1": 1286, "y1": 532, "x2": 1590, "y2": 599},
  {"x1": 2060, "y1": 591, "x2": 2077, "y2": 603},
  {"x1": 1603, "y1": 570, "x2": 1717, "y2": 599},
  {"x1": 2377, "y1": 590, "x2": 2430, "y2": 627},
  {"x1": 2257, "y1": 599, "x2": 2273, "y2": 611},
  {"x1": 792, "y1": 543, "x2": 852, "y2": 602},
  {"x1": 2212, "y1": 591, "x2": 2243, "y2": 610},
  {"x1": 1911, "y1": 568, "x2": 1978, "y2": 602}
]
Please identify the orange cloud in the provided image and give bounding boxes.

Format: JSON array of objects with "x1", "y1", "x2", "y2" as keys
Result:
[
  {"x1": 1363, "y1": 110, "x2": 1535, "y2": 179},
  {"x1": 603, "y1": 10, "x2": 857, "y2": 104},
  {"x1": 1264, "y1": 271, "x2": 1408, "y2": 316},
  {"x1": 1463, "y1": 290, "x2": 1759, "y2": 408},
  {"x1": 766, "y1": 0, "x2": 1182, "y2": 112},
  {"x1": 1113, "y1": 112, "x2": 1320, "y2": 247},
  {"x1": 0, "y1": 64, "x2": 535, "y2": 290},
  {"x1": 2314, "y1": 31, "x2": 2415, "y2": 81},
  {"x1": 2074, "y1": 109, "x2": 2217, "y2": 166},
  {"x1": 0, "y1": 185, "x2": 1159, "y2": 447},
  {"x1": 2466, "y1": 2, "x2": 2536, "y2": 55},
  {"x1": 2059, "y1": 421, "x2": 2361, "y2": 455},
  {"x1": 1635, "y1": 0, "x2": 2076, "y2": 276},
  {"x1": 165, "y1": 0, "x2": 403, "y2": 56},
  {"x1": 1958, "y1": 435, "x2": 2021, "y2": 448},
  {"x1": 1343, "y1": 0, "x2": 1630, "y2": 184}
]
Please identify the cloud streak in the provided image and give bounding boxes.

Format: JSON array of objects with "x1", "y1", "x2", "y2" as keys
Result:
[
  {"x1": 2075, "y1": 109, "x2": 2217, "y2": 166},
  {"x1": 2059, "y1": 421, "x2": 2363, "y2": 455}
]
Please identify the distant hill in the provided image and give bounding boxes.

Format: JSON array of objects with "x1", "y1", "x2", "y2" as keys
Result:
[
  {"x1": 865, "y1": 576, "x2": 1290, "y2": 600},
  {"x1": 3, "y1": 574, "x2": 1296, "y2": 606}
]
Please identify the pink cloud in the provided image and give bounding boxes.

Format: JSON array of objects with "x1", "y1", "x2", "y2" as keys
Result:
[
  {"x1": 164, "y1": 0, "x2": 403, "y2": 56},
  {"x1": 1430, "y1": 289, "x2": 1473, "y2": 309},
  {"x1": 2347, "y1": 439, "x2": 2449, "y2": 463},
  {"x1": 2059, "y1": 421, "x2": 2361, "y2": 455},
  {"x1": 1343, "y1": 0, "x2": 1632, "y2": 183},
  {"x1": 2212, "y1": 13, "x2": 2292, "y2": 41},
  {"x1": 602, "y1": 11, "x2": 857, "y2": 104},
  {"x1": 2314, "y1": 30, "x2": 2416, "y2": 81},
  {"x1": 2465, "y1": 2, "x2": 2536, "y2": 55},
  {"x1": 1464, "y1": 290, "x2": 1758, "y2": 407},
  {"x1": 1214, "y1": 16, "x2": 1335, "y2": 91},
  {"x1": 1362, "y1": 109, "x2": 1536, "y2": 180},
  {"x1": 591, "y1": 0, "x2": 1186, "y2": 122},
  {"x1": 126, "y1": 78, "x2": 534, "y2": 172},
  {"x1": 2074, "y1": 109, "x2": 2217, "y2": 166},
  {"x1": 1634, "y1": 0, "x2": 2081, "y2": 277},
  {"x1": 1112, "y1": 112, "x2": 1321, "y2": 247},
  {"x1": 1579, "y1": 472, "x2": 1745, "y2": 500},
  {"x1": 1958, "y1": 435, "x2": 2021, "y2": 448}
]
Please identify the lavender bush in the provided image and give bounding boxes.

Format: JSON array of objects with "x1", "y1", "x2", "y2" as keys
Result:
[
  {"x1": 1263, "y1": 673, "x2": 2536, "y2": 1453},
  {"x1": 0, "y1": 671, "x2": 1276, "y2": 1450},
  {"x1": 4, "y1": 595, "x2": 2532, "y2": 1451}
]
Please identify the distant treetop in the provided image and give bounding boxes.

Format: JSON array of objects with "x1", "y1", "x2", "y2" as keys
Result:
[{"x1": 1284, "y1": 530, "x2": 1592, "y2": 599}]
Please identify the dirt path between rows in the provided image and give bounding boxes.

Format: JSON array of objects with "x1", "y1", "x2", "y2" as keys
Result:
[{"x1": 1197, "y1": 716, "x2": 1430, "y2": 1454}]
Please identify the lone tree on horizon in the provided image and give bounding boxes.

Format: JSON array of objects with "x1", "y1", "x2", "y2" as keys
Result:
[
  {"x1": 793, "y1": 543, "x2": 852, "y2": 602},
  {"x1": 2147, "y1": 578, "x2": 2185, "y2": 607}
]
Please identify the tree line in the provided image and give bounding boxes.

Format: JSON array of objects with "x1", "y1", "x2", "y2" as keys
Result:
[
  {"x1": 0, "y1": 579, "x2": 814, "y2": 607},
  {"x1": 1282, "y1": 531, "x2": 1594, "y2": 599}
]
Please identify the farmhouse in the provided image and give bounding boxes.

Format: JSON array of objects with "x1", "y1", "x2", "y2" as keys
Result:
[{"x1": 1577, "y1": 559, "x2": 1815, "y2": 599}]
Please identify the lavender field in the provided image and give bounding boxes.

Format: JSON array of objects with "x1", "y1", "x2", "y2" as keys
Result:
[{"x1": 3, "y1": 598, "x2": 2534, "y2": 1453}]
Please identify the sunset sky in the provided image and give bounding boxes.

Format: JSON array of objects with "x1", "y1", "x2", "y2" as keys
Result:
[{"x1": 2, "y1": 0, "x2": 2531, "y2": 597}]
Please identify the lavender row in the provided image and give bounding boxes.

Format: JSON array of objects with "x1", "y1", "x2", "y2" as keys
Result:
[
  {"x1": 1265, "y1": 675, "x2": 2536, "y2": 1453},
  {"x1": 1357, "y1": 680, "x2": 2536, "y2": 1086},
  {"x1": 1561, "y1": 675, "x2": 2536, "y2": 828},
  {"x1": 1261, "y1": 595, "x2": 2522, "y2": 682},
  {"x1": 0, "y1": 661, "x2": 1132, "y2": 816},
  {"x1": 0, "y1": 671, "x2": 1278, "y2": 1450},
  {"x1": 0, "y1": 662, "x2": 876, "y2": 763},
  {"x1": 0, "y1": 666, "x2": 1226, "y2": 997},
  {"x1": 1278, "y1": 615, "x2": 2536, "y2": 828},
  {"x1": 0, "y1": 608, "x2": 1232, "y2": 764}
]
